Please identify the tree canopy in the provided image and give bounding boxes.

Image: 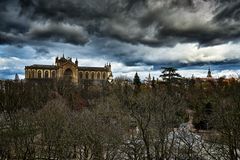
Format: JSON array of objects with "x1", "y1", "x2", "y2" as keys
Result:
[
  {"x1": 133, "y1": 72, "x2": 141, "y2": 86},
  {"x1": 160, "y1": 67, "x2": 181, "y2": 82}
]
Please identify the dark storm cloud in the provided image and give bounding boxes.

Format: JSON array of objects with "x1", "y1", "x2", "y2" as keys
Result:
[
  {"x1": 121, "y1": 57, "x2": 240, "y2": 70},
  {"x1": 2, "y1": 0, "x2": 240, "y2": 80},
  {"x1": 19, "y1": 0, "x2": 139, "y2": 20},
  {"x1": 176, "y1": 59, "x2": 240, "y2": 69},
  {"x1": 0, "y1": 32, "x2": 25, "y2": 44},
  {"x1": 27, "y1": 22, "x2": 89, "y2": 45},
  {"x1": 0, "y1": 0, "x2": 89, "y2": 45},
  {"x1": 15, "y1": 0, "x2": 240, "y2": 47},
  {"x1": 0, "y1": 0, "x2": 238, "y2": 47},
  {"x1": 0, "y1": 0, "x2": 29, "y2": 34},
  {"x1": 214, "y1": 1, "x2": 240, "y2": 21}
]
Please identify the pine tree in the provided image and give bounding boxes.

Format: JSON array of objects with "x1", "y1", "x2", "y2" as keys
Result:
[
  {"x1": 160, "y1": 67, "x2": 181, "y2": 83},
  {"x1": 133, "y1": 72, "x2": 141, "y2": 86},
  {"x1": 151, "y1": 76, "x2": 156, "y2": 88}
]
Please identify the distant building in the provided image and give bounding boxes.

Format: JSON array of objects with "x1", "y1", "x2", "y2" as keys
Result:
[
  {"x1": 14, "y1": 73, "x2": 20, "y2": 82},
  {"x1": 144, "y1": 73, "x2": 152, "y2": 84},
  {"x1": 207, "y1": 67, "x2": 212, "y2": 78},
  {"x1": 25, "y1": 55, "x2": 113, "y2": 84},
  {"x1": 195, "y1": 67, "x2": 214, "y2": 82},
  {"x1": 193, "y1": 67, "x2": 239, "y2": 87}
]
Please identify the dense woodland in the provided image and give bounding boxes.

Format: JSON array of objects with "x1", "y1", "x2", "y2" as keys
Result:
[{"x1": 0, "y1": 71, "x2": 240, "y2": 159}]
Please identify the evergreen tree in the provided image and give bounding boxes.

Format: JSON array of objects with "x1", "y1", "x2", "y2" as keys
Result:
[
  {"x1": 133, "y1": 72, "x2": 141, "y2": 86},
  {"x1": 160, "y1": 67, "x2": 181, "y2": 83},
  {"x1": 151, "y1": 76, "x2": 156, "y2": 88}
]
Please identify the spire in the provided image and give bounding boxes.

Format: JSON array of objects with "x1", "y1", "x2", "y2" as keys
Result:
[
  {"x1": 191, "y1": 74, "x2": 194, "y2": 79},
  {"x1": 55, "y1": 56, "x2": 59, "y2": 63},
  {"x1": 105, "y1": 62, "x2": 111, "y2": 71},
  {"x1": 62, "y1": 48, "x2": 65, "y2": 58},
  {"x1": 207, "y1": 67, "x2": 212, "y2": 78},
  {"x1": 148, "y1": 73, "x2": 151, "y2": 81},
  {"x1": 75, "y1": 58, "x2": 78, "y2": 66},
  {"x1": 14, "y1": 73, "x2": 20, "y2": 81}
]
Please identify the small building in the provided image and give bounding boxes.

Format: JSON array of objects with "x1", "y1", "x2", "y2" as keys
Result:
[{"x1": 25, "y1": 55, "x2": 113, "y2": 84}]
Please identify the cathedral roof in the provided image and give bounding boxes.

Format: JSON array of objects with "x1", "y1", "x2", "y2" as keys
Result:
[
  {"x1": 59, "y1": 57, "x2": 67, "y2": 61},
  {"x1": 25, "y1": 64, "x2": 57, "y2": 69},
  {"x1": 78, "y1": 67, "x2": 108, "y2": 71},
  {"x1": 25, "y1": 65, "x2": 109, "y2": 71}
]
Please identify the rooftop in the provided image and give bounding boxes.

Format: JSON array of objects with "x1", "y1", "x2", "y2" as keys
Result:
[
  {"x1": 78, "y1": 66, "x2": 108, "y2": 71},
  {"x1": 25, "y1": 64, "x2": 57, "y2": 69}
]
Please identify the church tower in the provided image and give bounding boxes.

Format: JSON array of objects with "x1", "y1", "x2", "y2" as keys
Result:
[{"x1": 207, "y1": 67, "x2": 212, "y2": 78}]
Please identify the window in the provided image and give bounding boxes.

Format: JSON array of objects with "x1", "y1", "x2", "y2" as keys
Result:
[
  {"x1": 97, "y1": 72, "x2": 100, "y2": 79},
  {"x1": 32, "y1": 71, "x2": 34, "y2": 78},
  {"x1": 52, "y1": 71, "x2": 56, "y2": 78},
  {"x1": 79, "y1": 72, "x2": 83, "y2": 79},
  {"x1": 45, "y1": 71, "x2": 49, "y2": 78},
  {"x1": 91, "y1": 72, "x2": 94, "y2": 79},
  {"x1": 38, "y1": 70, "x2": 42, "y2": 78},
  {"x1": 63, "y1": 69, "x2": 72, "y2": 81},
  {"x1": 28, "y1": 70, "x2": 31, "y2": 78},
  {"x1": 103, "y1": 72, "x2": 106, "y2": 79},
  {"x1": 86, "y1": 72, "x2": 89, "y2": 79}
]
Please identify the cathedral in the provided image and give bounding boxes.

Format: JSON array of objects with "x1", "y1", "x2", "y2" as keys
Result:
[{"x1": 25, "y1": 55, "x2": 113, "y2": 84}]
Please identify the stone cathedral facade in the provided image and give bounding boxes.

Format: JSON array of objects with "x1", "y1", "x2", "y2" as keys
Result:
[{"x1": 25, "y1": 55, "x2": 113, "y2": 84}]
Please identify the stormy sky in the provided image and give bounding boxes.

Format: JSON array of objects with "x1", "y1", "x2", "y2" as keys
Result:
[{"x1": 1, "y1": 0, "x2": 240, "y2": 79}]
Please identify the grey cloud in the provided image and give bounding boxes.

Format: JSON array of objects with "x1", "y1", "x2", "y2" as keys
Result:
[
  {"x1": 0, "y1": 0, "x2": 236, "y2": 47},
  {"x1": 27, "y1": 22, "x2": 89, "y2": 45},
  {"x1": 19, "y1": 0, "x2": 128, "y2": 20},
  {"x1": 0, "y1": 0, "x2": 29, "y2": 33},
  {"x1": 34, "y1": 47, "x2": 49, "y2": 55},
  {"x1": 214, "y1": 1, "x2": 240, "y2": 21},
  {"x1": 0, "y1": 0, "x2": 89, "y2": 45},
  {"x1": 2, "y1": 0, "x2": 240, "y2": 80},
  {"x1": 1, "y1": 0, "x2": 240, "y2": 75},
  {"x1": 0, "y1": 32, "x2": 25, "y2": 44},
  {"x1": 0, "y1": 68, "x2": 24, "y2": 79}
]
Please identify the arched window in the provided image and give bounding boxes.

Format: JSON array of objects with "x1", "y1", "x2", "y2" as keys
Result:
[
  {"x1": 97, "y1": 72, "x2": 100, "y2": 79},
  {"x1": 38, "y1": 70, "x2": 42, "y2": 78},
  {"x1": 27, "y1": 70, "x2": 31, "y2": 78},
  {"x1": 103, "y1": 72, "x2": 106, "y2": 79},
  {"x1": 64, "y1": 69, "x2": 72, "y2": 80},
  {"x1": 91, "y1": 72, "x2": 94, "y2": 79},
  {"x1": 28, "y1": 70, "x2": 31, "y2": 78},
  {"x1": 86, "y1": 72, "x2": 89, "y2": 79},
  {"x1": 79, "y1": 72, "x2": 83, "y2": 79},
  {"x1": 45, "y1": 71, "x2": 49, "y2": 78},
  {"x1": 52, "y1": 71, "x2": 56, "y2": 78},
  {"x1": 32, "y1": 71, "x2": 35, "y2": 78}
]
